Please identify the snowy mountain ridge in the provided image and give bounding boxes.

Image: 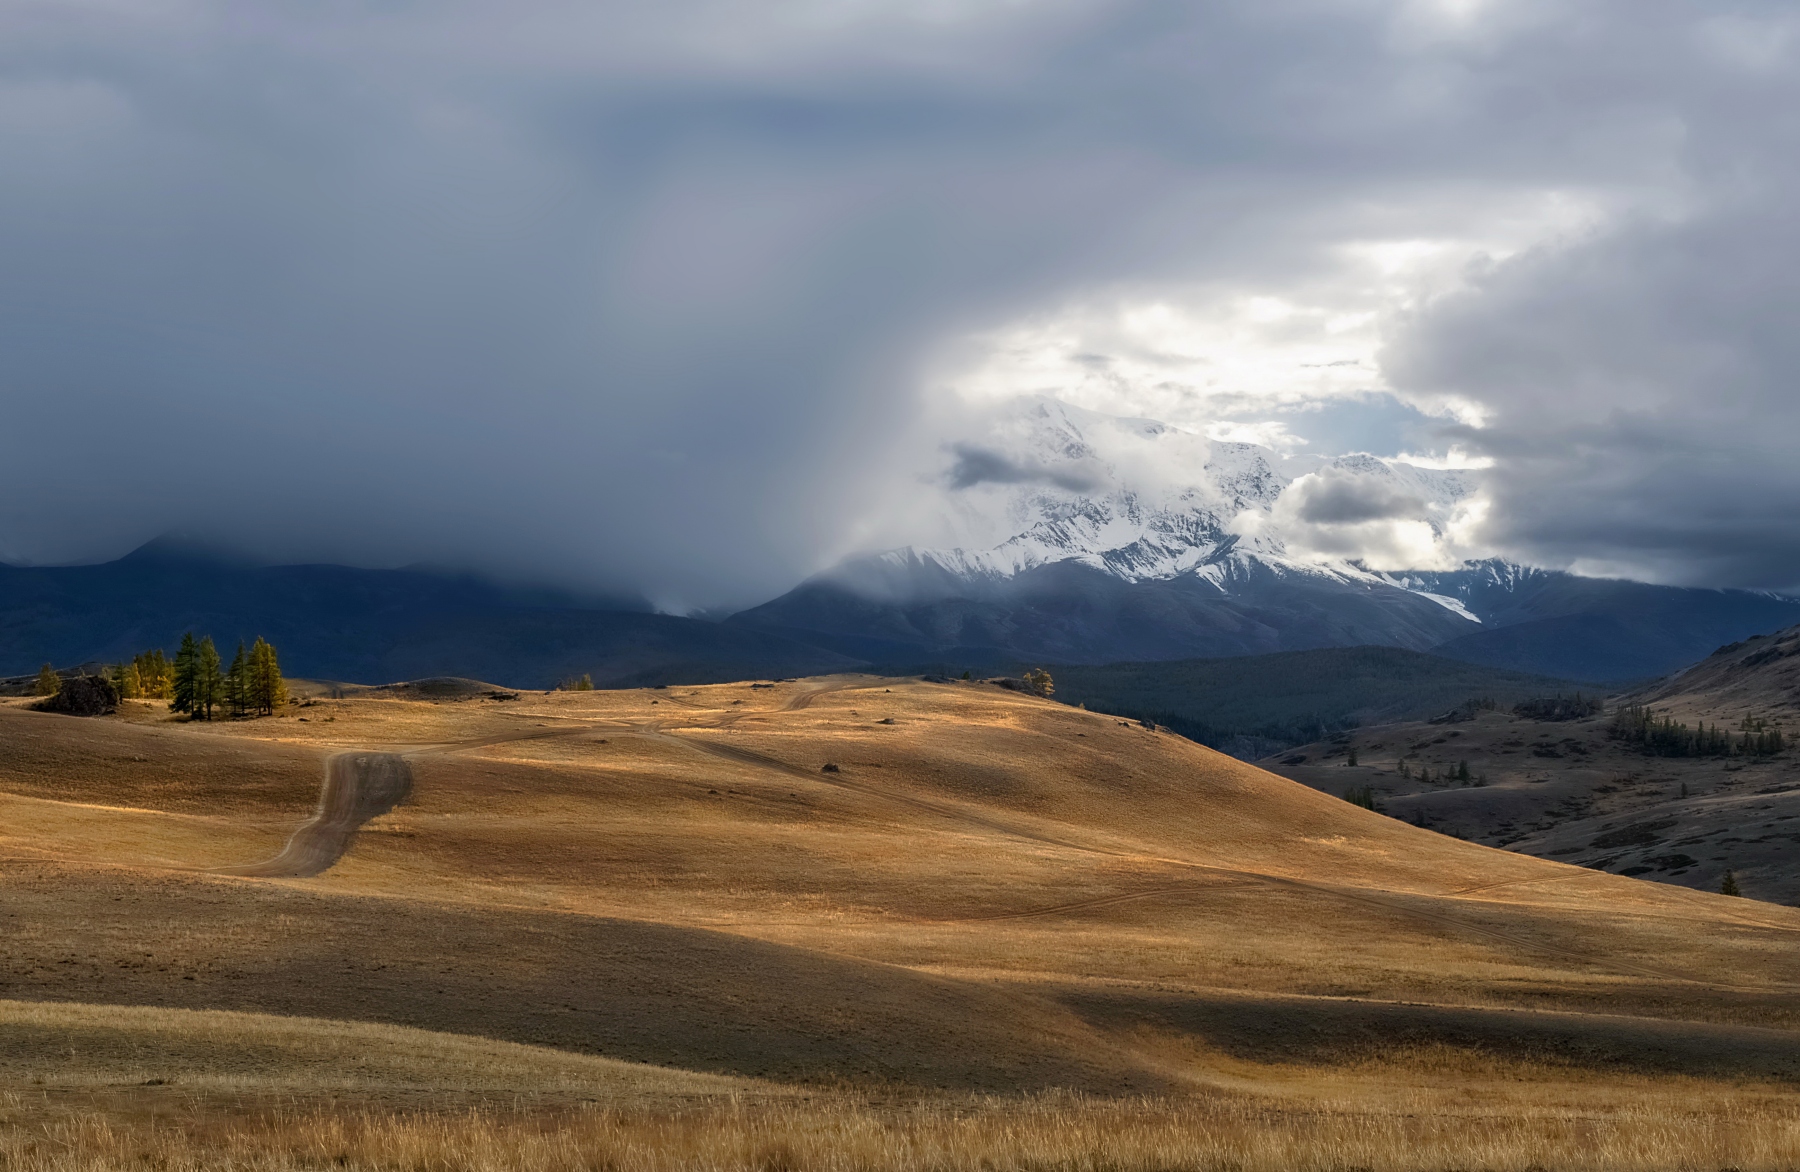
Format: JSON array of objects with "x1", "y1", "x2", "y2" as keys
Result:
[
  {"x1": 865, "y1": 396, "x2": 1484, "y2": 619},
  {"x1": 735, "y1": 397, "x2": 1800, "y2": 679}
]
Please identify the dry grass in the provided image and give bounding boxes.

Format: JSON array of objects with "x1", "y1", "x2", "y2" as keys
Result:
[
  {"x1": 5, "y1": 1088, "x2": 1800, "y2": 1172},
  {"x1": 5, "y1": 677, "x2": 1800, "y2": 1167}
]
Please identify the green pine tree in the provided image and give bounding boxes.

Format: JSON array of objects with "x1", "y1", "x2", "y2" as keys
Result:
[
  {"x1": 1346, "y1": 746, "x2": 1359, "y2": 766},
  {"x1": 34, "y1": 663, "x2": 60, "y2": 697},
  {"x1": 1721, "y1": 870, "x2": 1742, "y2": 897},
  {"x1": 195, "y1": 637, "x2": 223, "y2": 720},
  {"x1": 224, "y1": 642, "x2": 249, "y2": 718},
  {"x1": 171, "y1": 634, "x2": 199, "y2": 714}
]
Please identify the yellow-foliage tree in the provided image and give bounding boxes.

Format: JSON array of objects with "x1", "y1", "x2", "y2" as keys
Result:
[
  {"x1": 247, "y1": 637, "x2": 287, "y2": 716},
  {"x1": 134, "y1": 649, "x2": 174, "y2": 700},
  {"x1": 110, "y1": 661, "x2": 142, "y2": 699}
]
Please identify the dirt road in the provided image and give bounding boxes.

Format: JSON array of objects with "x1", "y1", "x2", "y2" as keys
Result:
[{"x1": 222, "y1": 752, "x2": 412, "y2": 878}]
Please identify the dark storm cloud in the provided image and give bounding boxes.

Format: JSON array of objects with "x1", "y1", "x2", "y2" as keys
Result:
[
  {"x1": 945, "y1": 444, "x2": 1104, "y2": 493},
  {"x1": 2, "y1": 0, "x2": 1799, "y2": 602},
  {"x1": 1387, "y1": 198, "x2": 1800, "y2": 588},
  {"x1": 1293, "y1": 468, "x2": 1427, "y2": 526},
  {"x1": 1370, "y1": 5, "x2": 1800, "y2": 589}
]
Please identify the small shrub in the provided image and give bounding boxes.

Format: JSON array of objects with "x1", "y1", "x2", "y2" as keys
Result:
[{"x1": 36, "y1": 674, "x2": 119, "y2": 716}]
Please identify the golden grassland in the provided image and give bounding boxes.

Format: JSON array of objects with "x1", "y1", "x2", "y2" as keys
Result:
[
  {"x1": 4, "y1": 675, "x2": 1800, "y2": 1167},
  {"x1": 11, "y1": 1086, "x2": 1800, "y2": 1172},
  {"x1": 5, "y1": 1002, "x2": 1800, "y2": 1172}
]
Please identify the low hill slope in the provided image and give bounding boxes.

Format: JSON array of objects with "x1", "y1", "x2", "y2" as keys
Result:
[
  {"x1": 1637, "y1": 623, "x2": 1800, "y2": 720},
  {"x1": 5, "y1": 675, "x2": 1800, "y2": 1105},
  {"x1": 0, "y1": 999, "x2": 758, "y2": 1103},
  {"x1": 1260, "y1": 632, "x2": 1800, "y2": 903}
]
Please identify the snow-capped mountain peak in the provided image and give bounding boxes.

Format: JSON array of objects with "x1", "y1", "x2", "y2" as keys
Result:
[{"x1": 867, "y1": 396, "x2": 1479, "y2": 616}]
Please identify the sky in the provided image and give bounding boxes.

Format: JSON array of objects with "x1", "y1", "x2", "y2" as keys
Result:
[{"x1": 2, "y1": 0, "x2": 1798, "y2": 609}]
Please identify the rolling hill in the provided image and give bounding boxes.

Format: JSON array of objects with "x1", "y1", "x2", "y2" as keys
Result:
[{"x1": 4, "y1": 674, "x2": 1800, "y2": 1167}]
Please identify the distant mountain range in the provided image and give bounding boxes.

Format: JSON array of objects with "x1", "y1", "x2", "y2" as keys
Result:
[
  {"x1": 6, "y1": 398, "x2": 1798, "y2": 686},
  {"x1": 0, "y1": 539, "x2": 858, "y2": 688},
  {"x1": 731, "y1": 399, "x2": 1800, "y2": 683}
]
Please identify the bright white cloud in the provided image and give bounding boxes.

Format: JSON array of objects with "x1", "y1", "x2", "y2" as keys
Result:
[{"x1": 934, "y1": 190, "x2": 1605, "y2": 468}]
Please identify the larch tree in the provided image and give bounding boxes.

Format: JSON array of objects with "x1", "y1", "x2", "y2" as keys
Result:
[
  {"x1": 171, "y1": 634, "x2": 199, "y2": 714},
  {"x1": 110, "y1": 660, "x2": 142, "y2": 699},
  {"x1": 248, "y1": 637, "x2": 286, "y2": 715},
  {"x1": 34, "y1": 663, "x2": 60, "y2": 697},
  {"x1": 135, "y1": 649, "x2": 174, "y2": 700},
  {"x1": 224, "y1": 642, "x2": 249, "y2": 718},
  {"x1": 195, "y1": 637, "x2": 223, "y2": 720}
]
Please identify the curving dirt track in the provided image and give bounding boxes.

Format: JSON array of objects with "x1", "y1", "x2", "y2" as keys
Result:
[
  {"x1": 218, "y1": 681, "x2": 847, "y2": 881},
  {"x1": 222, "y1": 752, "x2": 413, "y2": 878}
]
